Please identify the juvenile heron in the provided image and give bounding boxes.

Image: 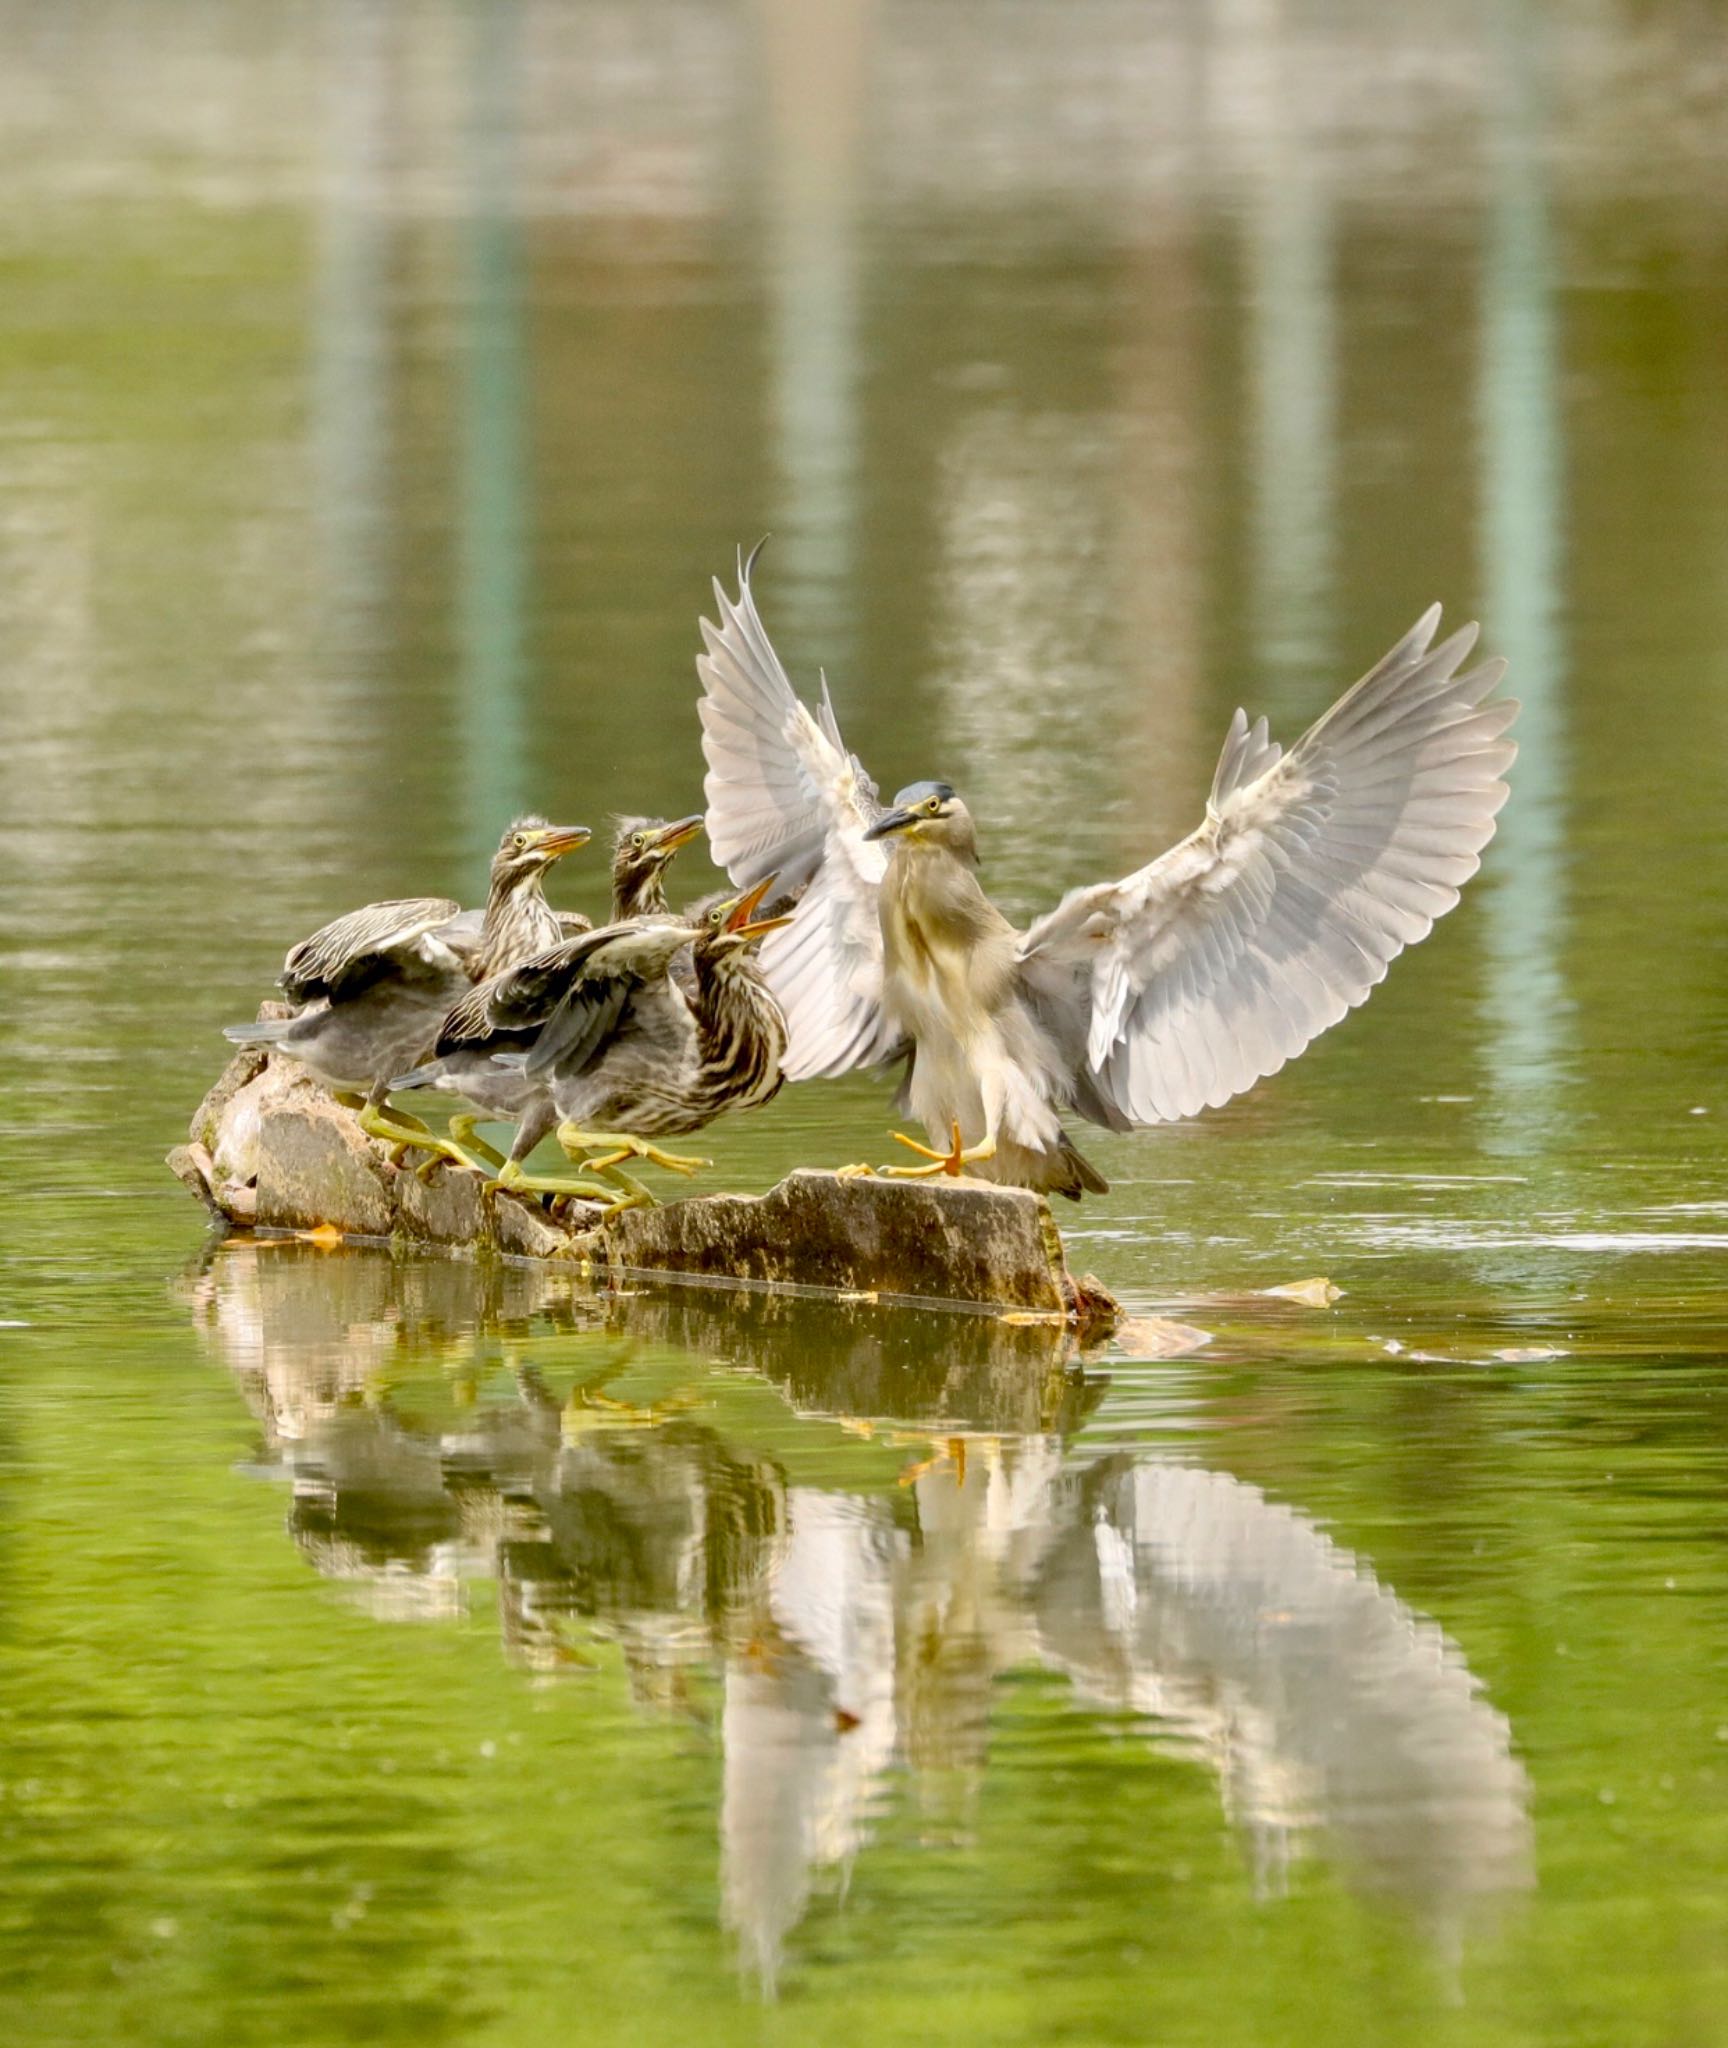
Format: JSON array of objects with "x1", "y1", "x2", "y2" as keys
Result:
[
  {"x1": 223, "y1": 817, "x2": 589, "y2": 1161},
  {"x1": 696, "y1": 549, "x2": 1517, "y2": 1199},
  {"x1": 476, "y1": 879, "x2": 791, "y2": 1207},
  {"x1": 386, "y1": 813, "x2": 709, "y2": 1174},
  {"x1": 609, "y1": 813, "x2": 705, "y2": 922}
]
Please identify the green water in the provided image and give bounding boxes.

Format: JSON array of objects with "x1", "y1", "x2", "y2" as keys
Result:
[{"x1": 3, "y1": 2, "x2": 1728, "y2": 2040}]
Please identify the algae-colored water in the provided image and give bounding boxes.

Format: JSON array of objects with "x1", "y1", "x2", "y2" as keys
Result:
[{"x1": 3, "y1": 3, "x2": 1727, "y2": 2041}]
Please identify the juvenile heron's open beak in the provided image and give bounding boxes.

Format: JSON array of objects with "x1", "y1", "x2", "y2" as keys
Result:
[
  {"x1": 862, "y1": 806, "x2": 918, "y2": 843},
  {"x1": 726, "y1": 873, "x2": 794, "y2": 938},
  {"x1": 531, "y1": 824, "x2": 592, "y2": 859},
  {"x1": 651, "y1": 814, "x2": 705, "y2": 854}
]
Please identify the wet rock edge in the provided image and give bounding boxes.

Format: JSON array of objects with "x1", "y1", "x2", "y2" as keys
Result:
[{"x1": 169, "y1": 1046, "x2": 1123, "y2": 1339}]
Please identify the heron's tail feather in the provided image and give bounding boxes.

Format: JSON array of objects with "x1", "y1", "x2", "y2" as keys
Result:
[
  {"x1": 223, "y1": 1019, "x2": 292, "y2": 1046},
  {"x1": 388, "y1": 1062, "x2": 441, "y2": 1092},
  {"x1": 491, "y1": 1052, "x2": 530, "y2": 1072},
  {"x1": 1051, "y1": 1133, "x2": 1110, "y2": 1202},
  {"x1": 997, "y1": 1130, "x2": 1110, "y2": 1200}
]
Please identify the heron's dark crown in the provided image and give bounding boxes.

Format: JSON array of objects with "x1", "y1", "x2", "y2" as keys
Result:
[{"x1": 892, "y1": 780, "x2": 956, "y2": 808}]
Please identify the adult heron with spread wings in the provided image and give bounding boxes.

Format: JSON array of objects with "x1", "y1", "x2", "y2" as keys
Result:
[{"x1": 696, "y1": 548, "x2": 1516, "y2": 1200}]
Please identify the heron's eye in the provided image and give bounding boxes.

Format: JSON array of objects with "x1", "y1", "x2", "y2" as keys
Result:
[
  {"x1": 631, "y1": 832, "x2": 648, "y2": 851},
  {"x1": 512, "y1": 833, "x2": 530, "y2": 850},
  {"x1": 923, "y1": 797, "x2": 942, "y2": 816}
]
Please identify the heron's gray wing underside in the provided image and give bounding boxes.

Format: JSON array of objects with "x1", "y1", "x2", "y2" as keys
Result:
[
  {"x1": 481, "y1": 922, "x2": 676, "y2": 1082},
  {"x1": 433, "y1": 940, "x2": 587, "y2": 1055},
  {"x1": 1017, "y1": 608, "x2": 1517, "y2": 1127},
  {"x1": 280, "y1": 896, "x2": 463, "y2": 1003},
  {"x1": 696, "y1": 546, "x2": 904, "y2": 1081},
  {"x1": 521, "y1": 973, "x2": 631, "y2": 1081}
]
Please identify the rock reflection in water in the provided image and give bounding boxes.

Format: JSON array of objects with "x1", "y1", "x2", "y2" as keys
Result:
[{"x1": 187, "y1": 1246, "x2": 1530, "y2": 1984}]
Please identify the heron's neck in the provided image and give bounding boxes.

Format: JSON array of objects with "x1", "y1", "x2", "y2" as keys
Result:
[
  {"x1": 883, "y1": 840, "x2": 1002, "y2": 945},
  {"x1": 476, "y1": 871, "x2": 561, "y2": 979},
  {"x1": 691, "y1": 957, "x2": 786, "y2": 1112},
  {"x1": 613, "y1": 866, "x2": 668, "y2": 923}
]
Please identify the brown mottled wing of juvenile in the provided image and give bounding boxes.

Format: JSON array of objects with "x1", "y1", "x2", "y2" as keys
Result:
[
  {"x1": 432, "y1": 935, "x2": 602, "y2": 1055},
  {"x1": 279, "y1": 897, "x2": 462, "y2": 1003}
]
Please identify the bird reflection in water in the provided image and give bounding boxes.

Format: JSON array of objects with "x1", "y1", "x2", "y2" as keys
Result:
[{"x1": 186, "y1": 1245, "x2": 1531, "y2": 1988}]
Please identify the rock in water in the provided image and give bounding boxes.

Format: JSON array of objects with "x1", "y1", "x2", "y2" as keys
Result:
[
  {"x1": 606, "y1": 1170, "x2": 1075, "y2": 1316},
  {"x1": 170, "y1": 1045, "x2": 1119, "y2": 1329}
]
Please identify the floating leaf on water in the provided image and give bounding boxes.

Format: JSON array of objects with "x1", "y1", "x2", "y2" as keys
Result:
[
  {"x1": 295, "y1": 1225, "x2": 343, "y2": 1248},
  {"x1": 998, "y1": 1309, "x2": 1065, "y2": 1326},
  {"x1": 1114, "y1": 1316, "x2": 1212, "y2": 1359},
  {"x1": 1263, "y1": 1278, "x2": 1344, "y2": 1307}
]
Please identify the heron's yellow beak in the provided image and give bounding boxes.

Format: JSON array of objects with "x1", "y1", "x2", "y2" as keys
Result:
[
  {"x1": 651, "y1": 814, "x2": 705, "y2": 854},
  {"x1": 531, "y1": 824, "x2": 592, "y2": 859},
  {"x1": 726, "y1": 874, "x2": 794, "y2": 938}
]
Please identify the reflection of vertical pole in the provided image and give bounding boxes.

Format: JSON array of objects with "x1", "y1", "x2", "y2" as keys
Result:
[
  {"x1": 313, "y1": 0, "x2": 393, "y2": 659},
  {"x1": 1246, "y1": 171, "x2": 1335, "y2": 683},
  {"x1": 1116, "y1": 10, "x2": 1210, "y2": 851},
  {"x1": 1219, "y1": 0, "x2": 1336, "y2": 696},
  {"x1": 1480, "y1": 0, "x2": 1568, "y2": 1123},
  {"x1": 458, "y1": 0, "x2": 529, "y2": 864},
  {"x1": 757, "y1": 0, "x2": 869, "y2": 646}
]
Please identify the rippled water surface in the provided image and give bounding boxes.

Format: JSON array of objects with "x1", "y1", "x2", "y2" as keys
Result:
[{"x1": 3, "y1": 3, "x2": 1727, "y2": 2041}]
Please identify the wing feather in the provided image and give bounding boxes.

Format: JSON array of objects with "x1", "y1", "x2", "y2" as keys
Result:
[
  {"x1": 696, "y1": 547, "x2": 903, "y2": 1080},
  {"x1": 280, "y1": 896, "x2": 462, "y2": 1003},
  {"x1": 1018, "y1": 610, "x2": 1515, "y2": 1126},
  {"x1": 473, "y1": 921, "x2": 690, "y2": 1082}
]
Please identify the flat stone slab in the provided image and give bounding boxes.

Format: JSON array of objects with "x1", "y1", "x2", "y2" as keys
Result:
[
  {"x1": 170, "y1": 1044, "x2": 1117, "y2": 1329},
  {"x1": 607, "y1": 1170, "x2": 1071, "y2": 1314}
]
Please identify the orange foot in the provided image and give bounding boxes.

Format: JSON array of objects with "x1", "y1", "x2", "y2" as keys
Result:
[{"x1": 880, "y1": 1120, "x2": 998, "y2": 1180}]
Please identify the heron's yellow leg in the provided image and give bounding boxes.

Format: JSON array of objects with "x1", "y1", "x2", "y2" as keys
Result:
[
  {"x1": 555, "y1": 1185, "x2": 652, "y2": 1228},
  {"x1": 881, "y1": 1121, "x2": 998, "y2": 1180},
  {"x1": 556, "y1": 1124, "x2": 711, "y2": 1177},
  {"x1": 356, "y1": 1100, "x2": 486, "y2": 1173},
  {"x1": 834, "y1": 1162, "x2": 876, "y2": 1180},
  {"x1": 545, "y1": 1158, "x2": 657, "y2": 1231},
  {"x1": 358, "y1": 1102, "x2": 433, "y2": 1141},
  {"x1": 885, "y1": 1120, "x2": 960, "y2": 1166},
  {"x1": 487, "y1": 1156, "x2": 618, "y2": 1205},
  {"x1": 580, "y1": 1161, "x2": 656, "y2": 1206},
  {"x1": 407, "y1": 1117, "x2": 506, "y2": 1181},
  {"x1": 448, "y1": 1114, "x2": 507, "y2": 1171}
]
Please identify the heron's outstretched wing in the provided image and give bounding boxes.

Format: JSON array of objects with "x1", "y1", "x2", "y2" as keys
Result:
[
  {"x1": 432, "y1": 942, "x2": 587, "y2": 1056},
  {"x1": 696, "y1": 545, "x2": 903, "y2": 1080},
  {"x1": 1017, "y1": 609, "x2": 1516, "y2": 1126},
  {"x1": 475, "y1": 921, "x2": 692, "y2": 1082},
  {"x1": 281, "y1": 897, "x2": 463, "y2": 1003},
  {"x1": 452, "y1": 927, "x2": 628, "y2": 1080}
]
